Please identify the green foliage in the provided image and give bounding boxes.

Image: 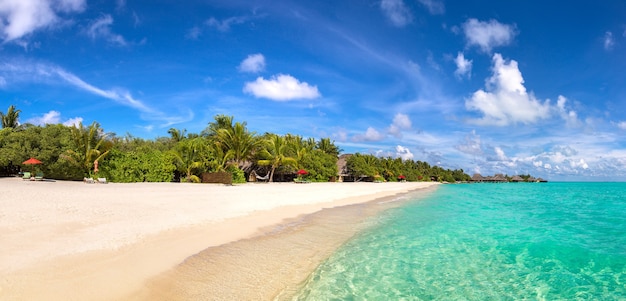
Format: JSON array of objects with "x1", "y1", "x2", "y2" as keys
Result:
[
  {"x1": 300, "y1": 150, "x2": 338, "y2": 182},
  {"x1": 171, "y1": 137, "x2": 209, "y2": 182},
  {"x1": 257, "y1": 134, "x2": 298, "y2": 182},
  {"x1": 345, "y1": 153, "x2": 471, "y2": 183},
  {"x1": 227, "y1": 165, "x2": 246, "y2": 184},
  {"x1": 63, "y1": 121, "x2": 113, "y2": 177},
  {"x1": 102, "y1": 148, "x2": 176, "y2": 182}
]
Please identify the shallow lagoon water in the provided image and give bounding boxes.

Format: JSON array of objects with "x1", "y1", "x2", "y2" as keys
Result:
[{"x1": 293, "y1": 183, "x2": 626, "y2": 300}]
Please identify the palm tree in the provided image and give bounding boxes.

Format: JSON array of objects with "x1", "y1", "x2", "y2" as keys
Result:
[
  {"x1": 167, "y1": 128, "x2": 187, "y2": 142},
  {"x1": 171, "y1": 137, "x2": 208, "y2": 182},
  {"x1": 63, "y1": 121, "x2": 112, "y2": 176},
  {"x1": 316, "y1": 137, "x2": 341, "y2": 157},
  {"x1": 202, "y1": 114, "x2": 234, "y2": 138},
  {"x1": 1, "y1": 105, "x2": 21, "y2": 129},
  {"x1": 258, "y1": 134, "x2": 297, "y2": 182},
  {"x1": 215, "y1": 121, "x2": 260, "y2": 168}
]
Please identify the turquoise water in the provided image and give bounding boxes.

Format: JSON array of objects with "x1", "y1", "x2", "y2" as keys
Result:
[{"x1": 293, "y1": 183, "x2": 626, "y2": 300}]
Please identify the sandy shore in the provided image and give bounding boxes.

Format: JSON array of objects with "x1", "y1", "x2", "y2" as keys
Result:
[{"x1": 0, "y1": 178, "x2": 437, "y2": 301}]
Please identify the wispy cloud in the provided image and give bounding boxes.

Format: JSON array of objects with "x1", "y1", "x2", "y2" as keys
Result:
[
  {"x1": 243, "y1": 74, "x2": 321, "y2": 101},
  {"x1": 353, "y1": 126, "x2": 385, "y2": 142},
  {"x1": 206, "y1": 16, "x2": 249, "y2": 32},
  {"x1": 604, "y1": 31, "x2": 615, "y2": 50},
  {"x1": 462, "y1": 18, "x2": 517, "y2": 53},
  {"x1": 0, "y1": 59, "x2": 191, "y2": 127},
  {"x1": 0, "y1": 0, "x2": 85, "y2": 42},
  {"x1": 417, "y1": 0, "x2": 445, "y2": 15},
  {"x1": 380, "y1": 0, "x2": 413, "y2": 27},
  {"x1": 85, "y1": 14, "x2": 127, "y2": 46}
]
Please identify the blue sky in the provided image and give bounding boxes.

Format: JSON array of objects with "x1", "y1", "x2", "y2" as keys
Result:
[{"x1": 1, "y1": 0, "x2": 626, "y2": 181}]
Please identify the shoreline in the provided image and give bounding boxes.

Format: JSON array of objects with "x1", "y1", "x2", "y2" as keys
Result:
[{"x1": 0, "y1": 178, "x2": 438, "y2": 301}]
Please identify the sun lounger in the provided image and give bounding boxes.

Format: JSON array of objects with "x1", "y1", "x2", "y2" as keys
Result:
[
  {"x1": 22, "y1": 172, "x2": 31, "y2": 180},
  {"x1": 35, "y1": 172, "x2": 44, "y2": 181},
  {"x1": 97, "y1": 178, "x2": 108, "y2": 184},
  {"x1": 83, "y1": 177, "x2": 95, "y2": 184}
]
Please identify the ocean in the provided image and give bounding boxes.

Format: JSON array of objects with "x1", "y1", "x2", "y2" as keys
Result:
[{"x1": 291, "y1": 182, "x2": 626, "y2": 300}]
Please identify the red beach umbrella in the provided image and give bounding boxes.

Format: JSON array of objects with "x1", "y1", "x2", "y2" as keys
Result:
[
  {"x1": 297, "y1": 169, "x2": 308, "y2": 175},
  {"x1": 22, "y1": 157, "x2": 43, "y2": 174},
  {"x1": 22, "y1": 157, "x2": 43, "y2": 165}
]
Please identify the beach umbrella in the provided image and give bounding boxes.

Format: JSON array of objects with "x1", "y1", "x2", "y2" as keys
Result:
[
  {"x1": 297, "y1": 169, "x2": 308, "y2": 175},
  {"x1": 22, "y1": 157, "x2": 43, "y2": 173}
]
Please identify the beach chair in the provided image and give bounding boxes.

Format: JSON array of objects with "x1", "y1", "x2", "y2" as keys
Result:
[
  {"x1": 97, "y1": 178, "x2": 108, "y2": 184},
  {"x1": 22, "y1": 172, "x2": 31, "y2": 180},
  {"x1": 83, "y1": 177, "x2": 95, "y2": 184},
  {"x1": 35, "y1": 172, "x2": 44, "y2": 181}
]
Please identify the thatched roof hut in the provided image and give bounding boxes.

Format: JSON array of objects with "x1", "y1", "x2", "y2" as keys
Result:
[
  {"x1": 471, "y1": 173, "x2": 484, "y2": 182},
  {"x1": 492, "y1": 174, "x2": 507, "y2": 182},
  {"x1": 511, "y1": 175, "x2": 524, "y2": 182}
]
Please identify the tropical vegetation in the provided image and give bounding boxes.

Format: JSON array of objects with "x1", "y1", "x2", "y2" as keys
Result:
[{"x1": 0, "y1": 105, "x2": 473, "y2": 183}]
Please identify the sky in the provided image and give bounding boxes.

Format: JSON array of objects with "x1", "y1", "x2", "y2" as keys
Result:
[{"x1": 1, "y1": 0, "x2": 626, "y2": 181}]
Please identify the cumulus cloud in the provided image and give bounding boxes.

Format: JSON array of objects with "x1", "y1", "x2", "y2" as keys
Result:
[
  {"x1": 388, "y1": 113, "x2": 412, "y2": 137},
  {"x1": 238, "y1": 53, "x2": 265, "y2": 73},
  {"x1": 604, "y1": 31, "x2": 615, "y2": 50},
  {"x1": 380, "y1": 0, "x2": 413, "y2": 27},
  {"x1": 395, "y1": 145, "x2": 414, "y2": 160},
  {"x1": 0, "y1": 0, "x2": 85, "y2": 42},
  {"x1": 617, "y1": 121, "x2": 626, "y2": 130},
  {"x1": 25, "y1": 110, "x2": 82, "y2": 126},
  {"x1": 462, "y1": 18, "x2": 516, "y2": 53},
  {"x1": 454, "y1": 52, "x2": 472, "y2": 79},
  {"x1": 353, "y1": 127, "x2": 385, "y2": 142},
  {"x1": 85, "y1": 14, "x2": 127, "y2": 46},
  {"x1": 417, "y1": 0, "x2": 444, "y2": 15},
  {"x1": 466, "y1": 53, "x2": 551, "y2": 126},
  {"x1": 243, "y1": 74, "x2": 321, "y2": 101}
]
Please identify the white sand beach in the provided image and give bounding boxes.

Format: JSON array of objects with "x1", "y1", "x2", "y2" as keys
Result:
[{"x1": 0, "y1": 178, "x2": 437, "y2": 301}]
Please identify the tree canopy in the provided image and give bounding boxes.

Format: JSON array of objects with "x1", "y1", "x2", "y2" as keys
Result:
[{"x1": 0, "y1": 105, "x2": 471, "y2": 183}]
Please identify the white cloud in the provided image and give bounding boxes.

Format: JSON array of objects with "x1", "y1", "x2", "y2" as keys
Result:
[
  {"x1": 388, "y1": 113, "x2": 412, "y2": 137},
  {"x1": 454, "y1": 52, "x2": 472, "y2": 79},
  {"x1": 0, "y1": 59, "x2": 193, "y2": 127},
  {"x1": 466, "y1": 53, "x2": 551, "y2": 126},
  {"x1": 85, "y1": 15, "x2": 127, "y2": 46},
  {"x1": 0, "y1": 0, "x2": 85, "y2": 42},
  {"x1": 239, "y1": 54, "x2": 265, "y2": 73},
  {"x1": 417, "y1": 0, "x2": 444, "y2": 15},
  {"x1": 556, "y1": 95, "x2": 580, "y2": 127},
  {"x1": 380, "y1": 0, "x2": 413, "y2": 27},
  {"x1": 462, "y1": 18, "x2": 516, "y2": 53},
  {"x1": 494, "y1": 147, "x2": 507, "y2": 161},
  {"x1": 352, "y1": 127, "x2": 385, "y2": 142},
  {"x1": 617, "y1": 121, "x2": 626, "y2": 130},
  {"x1": 26, "y1": 110, "x2": 82, "y2": 126},
  {"x1": 604, "y1": 31, "x2": 615, "y2": 50},
  {"x1": 395, "y1": 145, "x2": 414, "y2": 160},
  {"x1": 63, "y1": 116, "x2": 83, "y2": 127},
  {"x1": 243, "y1": 74, "x2": 321, "y2": 101},
  {"x1": 454, "y1": 130, "x2": 483, "y2": 156}
]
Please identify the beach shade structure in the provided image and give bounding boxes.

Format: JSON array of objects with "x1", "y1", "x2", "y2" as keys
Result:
[
  {"x1": 297, "y1": 169, "x2": 308, "y2": 176},
  {"x1": 398, "y1": 175, "x2": 406, "y2": 181},
  {"x1": 22, "y1": 157, "x2": 43, "y2": 174}
]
